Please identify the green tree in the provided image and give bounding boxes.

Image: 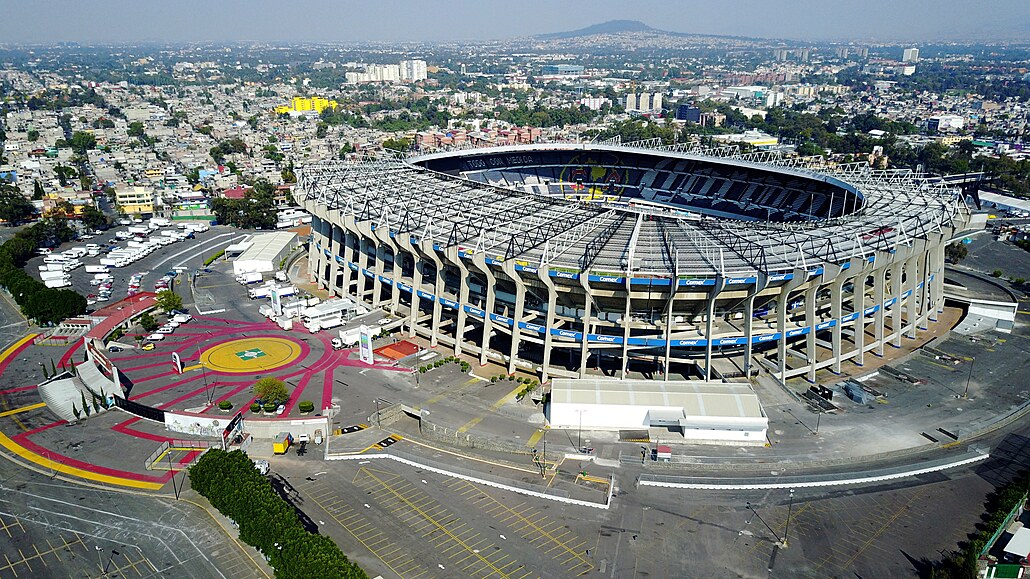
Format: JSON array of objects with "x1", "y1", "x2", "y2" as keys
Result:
[
  {"x1": 944, "y1": 242, "x2": 968, "y2": 264},
  {"x1": 253, "y1": 377, "x2": 289, "y2": 403},
  {"x1": 32, "y1": 180, "x2": 46, "y2": 201},
  {"x1": 0, "y1": 186, "x2": 36, "y2": 224},
  {"x1": 54, "y1": 165, "x2": 77, "y2": 187},
  {"x1": 68, "y1": 131, "x2": 97, "y2": 154},
  {"x1": 127, "y1": 121, "x2": 145, "y2": 138},
  {"x1": 79, "y1": 206, "x2": 109, "y2": 231},
  {"x1": 27, "y1": 129, "x2": 39, "y2": 142},
  {"x1": 155, "y1": 289, "x2": 183, "y2": 312},
  {"x1": 138, "y1": 312, "x2": 158, "y2": 332},
  {"x1": 382, "y1": 137, "x2": 411, "y2": 152}
]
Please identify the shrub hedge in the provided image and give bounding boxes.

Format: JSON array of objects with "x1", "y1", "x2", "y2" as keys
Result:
[
  {"x1": 190, "y1": 449, "x2": 367, "y2": 578},
  {"x1": 0, "y1": 219, "x2": 87, "y2": 324}
]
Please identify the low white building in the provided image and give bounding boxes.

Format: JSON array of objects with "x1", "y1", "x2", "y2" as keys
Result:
[
  {"x1": 548, "y1": 379, "x2": 768, "y2": 444},
  {"x1": 232, "y1": 231, "x2": 299, "y2": 276}
]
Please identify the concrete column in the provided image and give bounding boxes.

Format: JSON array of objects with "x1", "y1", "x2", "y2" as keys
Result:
[
  {"x1": 409, "y1": 241, "x2": 425, "y2": 339},
  {"x1": 340, "y1": 230, "x2": 355, "y2": 298},
  {"x1": 889, "y1": 258, "x2": 904, "y2": 348},
  {"x1": 742, "y1": 274, "x2": 768, "y2": 380},
  {"x1": 502, "y1": 262, "x2": 526, "y2": 375},
  {"x1": 621, "y1": 277, "x2": 632, "y2": 380},
  {"x1": 871, "y1": 255, "x2": 887, "y2": 356},
  {"x1": 804, "y1": 284, "x2": 819, "y2": 383},
  {"x1": 905, "y1": 253, "x2": 919, "y2": 339},
  {"x1": 420, "y1": 240, "x2": 445, "y2": 347},
  {"x1": 325, "y1": 216, "x2": 342, "y2": 296},
  {"x1": 447, "y1": 248, "x2": 470, "y2": 357},
  {"x1": 701, "y1": 278, "x2": 725, "y2": 381},
  {"x1": 537, "y1": 266, "x2": 558, "y2": 382},
  {"x1": 829, "y1": 276, "x2": 846, "y2": 375},
  {"x1": 472, "y1": 254, "x2": 497, "y2": 367},
  {"x1": 373, "y1": 226, "x2": 400, "y2": 313},
  {"x1": 932, "y1": 239, "x2": 946, "y2": 318},
  {"x1": 578, "y1": 276, "x2": 594, "y2": 378},
  {"x1": 853, "y1": 268, "x2": 868, "y2": 367},
  {"x1": 775, "y1": 269, "x2": 807, "y2": 383}
]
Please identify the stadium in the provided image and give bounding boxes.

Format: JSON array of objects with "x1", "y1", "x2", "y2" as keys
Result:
[{"x1": 297, "y1": 142, "x2": 973, "y2": 383}]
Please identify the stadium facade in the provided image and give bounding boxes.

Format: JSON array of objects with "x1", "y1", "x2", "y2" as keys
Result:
[{"x1": 297, "y1": 143, "x2": 972, "y2": 382}]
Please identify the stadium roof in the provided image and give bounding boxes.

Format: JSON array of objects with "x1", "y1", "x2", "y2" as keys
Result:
[{"x1": 297, "y1": 142, "x2": 971, "y2": 279}]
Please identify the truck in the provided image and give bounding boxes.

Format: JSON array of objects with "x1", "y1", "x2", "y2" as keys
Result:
[
  {"x1": 38, "y1": 264, "x2": 64, "y2": 272},
  {"x1": 338, "y1": 327, "x2": 362, "y2": 347},
  {"x1": 236, "y1": 272, "x2": 263, "y2": 285},
  {"x1": 40, "y1": 270, "x2": 69, "y2": 281},
  {"x1": 248, "y1": 284, "x2": 275, "y2": 299},
  {"x1": 85, "y1": 265, "x2": 110, "y2": 274},
  {"x1": 127, "y1": 226, "x2": 148, "y2": 236},
  {"x1": 274, "y1": 271, "x2": 289, "y2": 282},
  {"x1": 44, "y1": 278, "x2": 71, "y2": 288},
  {"x1": 273, "y1": 432, "x2": 293, "y2": 455}
]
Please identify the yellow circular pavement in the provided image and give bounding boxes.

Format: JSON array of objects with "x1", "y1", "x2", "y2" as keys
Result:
[{"x1": 200, "y1": 337, "x2": 303, "y2": 373}]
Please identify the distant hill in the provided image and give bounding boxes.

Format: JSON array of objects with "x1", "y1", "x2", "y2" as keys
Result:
[{"x1": 535, "y1": 20, "x2": 662, "y2": 40}]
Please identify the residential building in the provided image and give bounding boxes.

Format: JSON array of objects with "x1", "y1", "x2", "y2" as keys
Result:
[
  {"x1": 115, "y1": 186, "x2": 155, "y2": 216},
  {"x1": 399, "y1": 60, "x2": 428, "y2": 82},
  {"x1": 902, "y1": 47, "x2": 919, "y2": 62},
  {"x1": 624, "y1": 92, "x2": 663, "y2": 114}
]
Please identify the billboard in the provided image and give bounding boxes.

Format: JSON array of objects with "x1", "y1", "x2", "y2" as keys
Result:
[
  {"x1": 83, "y1": 337, "x2": 121, "y2": 392},
  {"x1": 271, "y1": 287, "x2": 283, "y2": 317},
  {"x1": 221, "y1": 411, "x2": 245, "y2": 450},
  {"x1": 358, "y1": 325, "x2": 374, "y2": 365},
  {"x1": 171, "y1": 352, "x2": 183, "y2": 374}
]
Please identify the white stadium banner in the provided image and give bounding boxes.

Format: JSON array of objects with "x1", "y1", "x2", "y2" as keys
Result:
[
  {"x1": 171, "y1": 351, "x2": 183, "y2": 374},
  {"x1": 359, "y1": 325, "x2": 374, "y2": 365}
]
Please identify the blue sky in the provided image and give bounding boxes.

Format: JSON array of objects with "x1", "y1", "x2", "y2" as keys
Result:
[{"x1": 0, "y1": 0, "x2": 1027, "y2": 43}]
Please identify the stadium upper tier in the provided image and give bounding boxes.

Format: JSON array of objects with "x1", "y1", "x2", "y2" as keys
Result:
[{"x1": 297, "y1": 143, "x2": 967, "y2": 280}]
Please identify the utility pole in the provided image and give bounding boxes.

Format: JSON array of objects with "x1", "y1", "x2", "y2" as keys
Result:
[
  {"x1": 963, "y1": 356, "x2": 975, "y2": 398},
  {"x1": 783, "y1": 489, "x2": 795, "y2": 548}
]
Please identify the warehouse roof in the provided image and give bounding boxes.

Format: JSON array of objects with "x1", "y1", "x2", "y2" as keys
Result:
[
  {"x1": 550, "y1": 378, "x2": 766, "y2": 421},
  {"x1": 236, "y1": 231, "x2": 297, "y2": 264}
]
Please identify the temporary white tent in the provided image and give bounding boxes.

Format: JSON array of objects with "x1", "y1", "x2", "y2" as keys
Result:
[
  {"x1": 233, "y1": 232, "x2": 298, "y2": 276},
  {"x1": 548, "y1": 378, "x2": 768, "y2": 443}
]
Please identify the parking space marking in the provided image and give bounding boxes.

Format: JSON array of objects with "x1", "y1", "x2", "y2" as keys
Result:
[
  {"x1": 354, "y1": 467, "x2": 530, "y2": 578},
  {"x1": 301, "y1": 480, "x2": 429, "y2": 579},
  {"x1": 456, "y1": 383, "x2": 527, "y2": 434},
  {"x1": 0, "y1": 528, "x2": 90, "y2": 579},
  {"x1": 425, "y1": 377, "x2": 480, "y2": 405},
  {"x1": 0, "y1": 403, "x2": 46, "y2": 418},
  {"x1": 443, "y1": 480, "x2": 594, "y2": 576}
]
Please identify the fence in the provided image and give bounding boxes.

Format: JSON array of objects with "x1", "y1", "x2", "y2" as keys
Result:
[
  {"x1": 637, "y1": 447, "x2": 989, "y2": 490},
  {"x1": 980, "y1": 493, "x2": 1028, "y2": 558},
  {"x1": 327, "y1": 446, "x2": 611, "y2": 510},
  {"x1": 111, "y1": 395, "x2": 166, "y2": 423},
  {"x1": 143, "y1": 439, "x2": 218, "y2": 471}
]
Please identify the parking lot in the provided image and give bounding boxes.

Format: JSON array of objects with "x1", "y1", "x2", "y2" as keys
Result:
[
  {"x1": 0, "y1": 464, "x2": 264, "y2": 579},
  {"x1": 274, "y1": 457, "x2": 602, "y2": 579},
  {"x1": 26, "y1": 220, "x2": 241, "y2": 311}
]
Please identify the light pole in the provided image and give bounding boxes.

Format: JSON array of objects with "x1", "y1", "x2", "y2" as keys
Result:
[
  {"x1": 783, "y1": 489, "x2": 796, "y2": 548},
  {"x1": 963, "y1": 356, "x2": 975, "y2": 398},
  {"x1": 95, "y1": 546, "x2": 103, "y2": 573},
  {"x1": 577, "y1": 409, "x2": 584, "y2": 450},
  {"x1": 745, "y1": 502, "x2": 781, "y2": 545},
  {"x1": 374, "y1": 398, "x2": 381, "y2": 428}
]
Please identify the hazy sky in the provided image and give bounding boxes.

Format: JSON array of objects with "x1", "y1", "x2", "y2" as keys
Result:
[{"x1": 0, "y1": 0, "x2": 1027, "y2": 44}]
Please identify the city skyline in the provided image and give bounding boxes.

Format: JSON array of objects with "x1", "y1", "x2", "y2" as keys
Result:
[{"x1": 0, "y1": 0, "x2": 1028, "y2": 44}]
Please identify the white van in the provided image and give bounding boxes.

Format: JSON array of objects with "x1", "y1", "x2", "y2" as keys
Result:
[{"x1": 145, "y1": 333, "x2": 165, "y2": 342}]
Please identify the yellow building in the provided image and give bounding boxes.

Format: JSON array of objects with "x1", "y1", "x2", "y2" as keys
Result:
[
  {"x1": 274, "y1": 96, "x2": 338, "y2": 115},
  {"x1": 115, "y1": 186, "x2": 155, "y2": 215}
]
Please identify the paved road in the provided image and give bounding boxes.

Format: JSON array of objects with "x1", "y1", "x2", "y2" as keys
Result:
[{"x1": 0, "y1": 458, "x2": 266, "y2": 579}]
